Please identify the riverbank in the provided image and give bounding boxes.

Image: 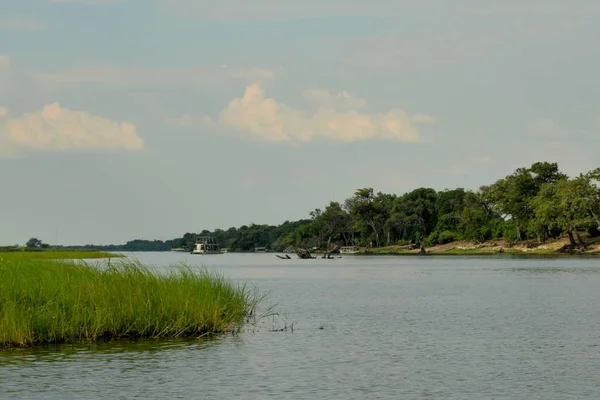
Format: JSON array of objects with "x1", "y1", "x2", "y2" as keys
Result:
[
  {"x1": 0, "y1": 250, "x2": 123, "y2": 260},
  {"x1": 0, "y1": 255, "x2": 260, "y2": 347},
  {"x1": 362, "y1": 236, "x2": 600, "y2": 256}
]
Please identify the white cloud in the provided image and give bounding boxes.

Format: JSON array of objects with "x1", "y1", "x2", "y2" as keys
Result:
[
  {"x1": 0, "y1": 17, "x2": 44, "y2": 31},
  {"x1": 35, "y1": 65, "x2": 277, "y2": 88},
  {"x1": 0, "y1": 103, "x2": 145, "y2": 157},
  {"x1": 200, "y1": 83, "x2": 434, "y2": 143}
]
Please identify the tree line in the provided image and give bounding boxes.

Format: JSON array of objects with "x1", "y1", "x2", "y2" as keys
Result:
[{"x1": 11, "y1": 162, "x2": 599, "y2": 253}]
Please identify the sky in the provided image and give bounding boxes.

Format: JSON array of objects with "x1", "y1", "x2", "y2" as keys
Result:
[{"x1": 1, "y1": 0, "x2": 599, "y2": 245}]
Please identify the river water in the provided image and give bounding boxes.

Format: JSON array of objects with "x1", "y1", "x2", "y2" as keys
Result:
[{"x1": 2, "y1": 253, "x2": 600, "y2": 399}]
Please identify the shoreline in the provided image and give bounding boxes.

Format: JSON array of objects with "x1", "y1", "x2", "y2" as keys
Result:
[{"x1": 355, "y1": 236, "x2": 600, "y2": 256}]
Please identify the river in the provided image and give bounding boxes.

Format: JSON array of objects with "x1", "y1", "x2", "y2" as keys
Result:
[{"x1": 2, "y1": 253, "x2": 600, "y2": 399}]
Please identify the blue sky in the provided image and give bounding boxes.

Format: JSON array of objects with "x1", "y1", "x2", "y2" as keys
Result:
[{"x1": 1, "y1": 0, "x2": 599, "y2": 245}]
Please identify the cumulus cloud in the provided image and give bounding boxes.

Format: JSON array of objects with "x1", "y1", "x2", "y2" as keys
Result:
[
  {"x1": 208, "y1": 84, "x2": 434, "y2": 143},
  {"x1": 0, "y1": 103, "x2": 145, "y2": 157}
]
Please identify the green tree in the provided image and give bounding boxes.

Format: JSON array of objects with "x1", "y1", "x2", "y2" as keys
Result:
[
  {"x1": 311, "y1": 202, "x2": 352, "y2": 250},
  {"x1": 25, "y1": 238, "x2": 43, "y2": 248},
  {"x1": 390, "y1": 188, "x2": 438, "y2": 247}
]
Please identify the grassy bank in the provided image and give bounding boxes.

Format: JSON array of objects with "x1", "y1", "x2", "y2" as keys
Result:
[
  {"x1": 0, "y1": 250, "x2": 122, "y2": 261},
  {"x1": 0, "y1": 257, "x2": 260, "y2": 347}
]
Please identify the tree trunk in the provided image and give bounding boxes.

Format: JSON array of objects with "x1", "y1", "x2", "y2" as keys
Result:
[
  {"x1": 323, "y1": 244, "x2": 340, "y2": 259},
  {"x1": 575, "y1": 230, "x2": 587, "y2": 250},
  {"x1": 296, "y1": 248, "x2": 315, "y2": 259},
  {"x1": 367, "y1": 220, "x2": 380, "y2": 247},
  {"x1": 567, "y1": 230, "x2": 577, "y2": 249}
]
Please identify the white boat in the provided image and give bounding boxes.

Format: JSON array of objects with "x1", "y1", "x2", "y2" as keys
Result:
[
  {"x1": 339, "y1": 246, "x2": 360, "y2": 254},
  {"x1": 191, "y1": 236, "x2": 221, "y2": 255}
]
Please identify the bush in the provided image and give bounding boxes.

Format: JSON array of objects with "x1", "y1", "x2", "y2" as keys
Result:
[{"x1": 438, "y1": 230, "x2": 459, "y2": 244}]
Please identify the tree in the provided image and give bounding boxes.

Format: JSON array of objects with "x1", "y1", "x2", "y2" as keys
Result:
[
  {"x1": 390, "y1": 188, "x2": 438, "y2": 248},
  {"x1": 313, "y1": 202, "x2": 352, "y2": 249},
  {"x1": 533, "y1": 172, "x2": 600, "y2": 250},
  {"x1": 347, "y1": 188, "x2": 381, "y2": 247},
  {"x1": 480, "y1": 162, "x2": 567, "y2": 241},
  {"x1": 25, "y1": 238, "x2": 44, "y2": 248}
]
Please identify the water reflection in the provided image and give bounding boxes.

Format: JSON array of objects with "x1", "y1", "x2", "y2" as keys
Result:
[{"x1": 0, "y1": 337, "x2": 223, "y2": 366}]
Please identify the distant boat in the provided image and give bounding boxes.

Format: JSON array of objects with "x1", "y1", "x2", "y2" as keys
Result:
[
  {"x1": 171, "y1": 247, "x2": 186, "y2": 252},
  {"x1": 254, "y1": 247, "x2": 268, "y2": 252},
  {"x1": 191, "y1": 236, "x2": 222, "y2": 255},
  {"x1": 339, "y1": 246, "x2": 360, "y2": 254}
]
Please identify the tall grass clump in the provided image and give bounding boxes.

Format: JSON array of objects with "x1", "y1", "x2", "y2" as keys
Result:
[{"x1": 0, "y1": 257, "x2": 262, "y2": 347}]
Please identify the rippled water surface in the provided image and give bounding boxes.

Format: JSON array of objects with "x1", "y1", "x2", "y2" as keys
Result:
[{"x1": 2, "y1": 253, "x2": 600, "y2": 399}]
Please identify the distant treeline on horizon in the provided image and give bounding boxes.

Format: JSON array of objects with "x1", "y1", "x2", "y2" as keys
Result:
[{"x1": 6, "y1": 161, "x2": 600, "y2": 253}]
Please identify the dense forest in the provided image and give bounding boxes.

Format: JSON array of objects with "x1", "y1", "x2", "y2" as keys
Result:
[{"x1": 11, "y1": 162, "x2": 600, "y2": 253}]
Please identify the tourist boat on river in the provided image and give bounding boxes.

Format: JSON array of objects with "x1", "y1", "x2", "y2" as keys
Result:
[
  {"x1": 339, "y1": 245, "x2": 360, "y2": 254},
  {"x1": 190, "y1": 236, "x2": 222, "y2": 255}
]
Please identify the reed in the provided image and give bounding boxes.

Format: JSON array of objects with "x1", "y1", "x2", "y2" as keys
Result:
[{"x1": 0, "y1": 257, "x2": 261, "y2": 347}]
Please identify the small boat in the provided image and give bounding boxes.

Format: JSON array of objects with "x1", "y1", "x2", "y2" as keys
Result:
[
  {"x1": 339, "y1": 246, "x2": 360, "y2": 254},
  {"x1": 190, "y1": 236, "x2": 221, "y2": 255}
]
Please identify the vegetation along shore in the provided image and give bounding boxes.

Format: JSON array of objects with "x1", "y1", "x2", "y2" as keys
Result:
[
  {"x1": 0, "y1": 252, "x2": 262, "y2": 347},
  {"x1": 6, "y1": 161, "x2": 600, "y2": 257},
  {"x1": 25, "y1": 161, "x2": 596, "y2": 257}
]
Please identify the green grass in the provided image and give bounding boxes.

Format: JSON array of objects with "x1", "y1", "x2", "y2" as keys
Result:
[
  {"x1": 0, "y1": 257, "x2": 262, "y2": 347},
  {"x1": 0, "y1": 250, "x2": 122, "y2": 261}
]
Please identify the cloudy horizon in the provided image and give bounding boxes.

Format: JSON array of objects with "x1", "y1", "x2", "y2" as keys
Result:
[{"x1": 1, "y1": 0, "x2": 599, "y2": 245}]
